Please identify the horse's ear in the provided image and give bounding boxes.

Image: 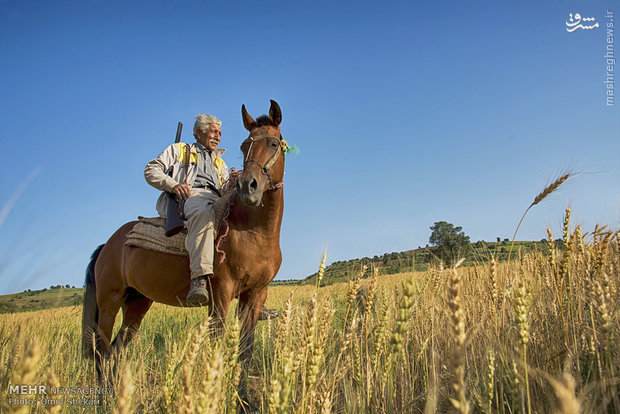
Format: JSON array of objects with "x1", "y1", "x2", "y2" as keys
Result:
[
  {"x1": 242, "y1": 104, "x2": 256, "y2": 131},
  {"x1": 269, "y1": 100, "x2": 282, "y2": 126}
]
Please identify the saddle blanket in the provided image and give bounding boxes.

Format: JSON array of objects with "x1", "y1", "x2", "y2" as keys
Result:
[
  {"x1": 125, "y1": 217, "x2": 188, "y2": 256},
  {"x1": 124, "y1": 190, "x2": 233, "y2": 256}
]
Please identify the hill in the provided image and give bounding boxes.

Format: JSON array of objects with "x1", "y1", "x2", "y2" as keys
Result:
[
  {"x1": 302, "y1": 240, "x2": 548, "y2": 286},
  {"x1": 1, "y1": 240, "x2": 548, "y2": 313},
  {"x1": 0, "y1": 287, "x2": 83, "y2": 314}
]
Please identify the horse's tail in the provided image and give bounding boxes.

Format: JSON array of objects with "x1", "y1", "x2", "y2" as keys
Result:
[{"x1": 82, "y1": 244, "x2": 104, "y2": 359}]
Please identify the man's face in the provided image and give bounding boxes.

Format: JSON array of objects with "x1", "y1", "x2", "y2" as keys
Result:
[{"x1": 196, "y1": 123, "x2": 222, "y2": 151}]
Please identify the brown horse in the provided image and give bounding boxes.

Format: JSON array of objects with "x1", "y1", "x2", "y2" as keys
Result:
[{"x1": 82, "y1": 100, "x2": 286, "y2": 404}]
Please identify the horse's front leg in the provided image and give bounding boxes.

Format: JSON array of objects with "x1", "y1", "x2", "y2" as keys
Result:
[
  {"x1": 236, "y1": 286, "x2": 268, "y2": 411},
  {"x1": 208, "y1": 276, "x2": 235, "y2": 339}
]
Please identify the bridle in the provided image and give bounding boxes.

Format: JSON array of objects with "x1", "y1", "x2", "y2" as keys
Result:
[
  {"x1": 241, "y1": 133, "x2": 284, "y2": 191},
  {"x1": 216, "y1": 132, "x2": 285, "y2": 261}
]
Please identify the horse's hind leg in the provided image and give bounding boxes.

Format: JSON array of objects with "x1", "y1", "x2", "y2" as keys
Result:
[
  {"x1": 95, "y1": 291, "x2": 123, "y2": 383},
  {"x1": 112, "y1": 290, "x2": 153, "y2": 352}
]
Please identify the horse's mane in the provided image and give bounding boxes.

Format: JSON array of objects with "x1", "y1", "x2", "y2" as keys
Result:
[{"x1": 255, "y1": 115, "x2": 274, "y2": 127}]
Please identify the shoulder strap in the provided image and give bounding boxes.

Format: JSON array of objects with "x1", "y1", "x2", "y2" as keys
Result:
[{"x1": 184, "y1": 143, "x2": 191, "y2": 185}]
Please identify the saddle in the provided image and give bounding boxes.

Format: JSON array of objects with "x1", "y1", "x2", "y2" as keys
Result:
[{"x1": 125, "y1": 191, "x2": 233, "y2": 256}]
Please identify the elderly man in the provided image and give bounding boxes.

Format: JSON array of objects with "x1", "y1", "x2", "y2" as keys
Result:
[{"x1": 144, "y1": 114, "x2": 228, "y2": 306}]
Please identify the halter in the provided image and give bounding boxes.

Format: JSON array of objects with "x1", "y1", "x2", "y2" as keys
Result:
[{"x1": 242, "y1": 134, "x2": 284, "y2": 191}]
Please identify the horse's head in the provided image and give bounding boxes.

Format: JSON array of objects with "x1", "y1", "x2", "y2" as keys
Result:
[{"x1": 237, "y1": 100, "x2": 285, "y2": 206}]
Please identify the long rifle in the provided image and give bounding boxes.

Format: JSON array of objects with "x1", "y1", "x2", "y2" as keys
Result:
[{"x1": 165, "y1": 122, "x2": 184, "y2": 237}]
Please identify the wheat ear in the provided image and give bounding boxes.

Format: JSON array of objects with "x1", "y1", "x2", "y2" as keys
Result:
[
  {"x1": 114, "y1": 366, "x2": 134, "y2": 414},
  {"x1": 509, "y1": 172, "x2": 572, "y2": 260},
  {"x1": 12, "y1": 341, "x2": 40, "y2": 414},
  {"x1": 449, "y1": 269, "x2": 471, "y2": 414}
]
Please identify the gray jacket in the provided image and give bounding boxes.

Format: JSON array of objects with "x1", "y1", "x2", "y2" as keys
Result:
[{"x1": 144, "y1": 142, "x2": 228, "y2": 216}]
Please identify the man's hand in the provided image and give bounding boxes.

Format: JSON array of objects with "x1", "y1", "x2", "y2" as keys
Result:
[
  {"x1": 230, "y1": 167, "x2": 241, "y2": 178},
  {"x1": 172, "y1": 184, "x2": 191, "y2": 200}
]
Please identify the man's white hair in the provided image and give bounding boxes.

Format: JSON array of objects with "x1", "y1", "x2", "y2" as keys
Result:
[{"x1": 193, "y1": 114, "x2": 222, "y2": 137}]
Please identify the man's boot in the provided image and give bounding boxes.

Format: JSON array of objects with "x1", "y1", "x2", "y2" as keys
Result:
[{"x1": 186, "y1": 274, "x2": 211, "y2": 307}]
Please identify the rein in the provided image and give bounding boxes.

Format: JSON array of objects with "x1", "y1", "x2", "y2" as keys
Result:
[{"x1": 242, "y1": 134, "x2": 284, "y2": 191}]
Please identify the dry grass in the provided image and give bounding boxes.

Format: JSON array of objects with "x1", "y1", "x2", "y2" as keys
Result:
[{"x1": 0, "y1": 219, "x2": 618, "y2": 413}]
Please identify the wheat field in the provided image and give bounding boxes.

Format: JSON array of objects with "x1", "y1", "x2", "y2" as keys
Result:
[{"x1": 1, "y1": 213, "x2": 618, "y2": 413}]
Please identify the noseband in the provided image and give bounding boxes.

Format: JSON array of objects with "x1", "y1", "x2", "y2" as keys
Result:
[{"x1": 242, "y1": 134, "x2": 283, "y2": 191}]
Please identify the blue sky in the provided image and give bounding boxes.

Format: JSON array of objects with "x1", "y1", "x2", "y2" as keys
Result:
[{"x1": 1, "y1": 0, "x2": 618, "y2": 294}]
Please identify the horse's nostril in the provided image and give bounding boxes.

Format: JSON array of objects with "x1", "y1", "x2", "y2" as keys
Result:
[{"x1": 250, "y1": 178, "x2": 258, "y2": 192}]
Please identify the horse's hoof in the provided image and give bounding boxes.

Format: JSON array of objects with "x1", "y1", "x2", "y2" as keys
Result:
[{"x1": 258, "y1": 307, "x2": 280, "y2": 320}]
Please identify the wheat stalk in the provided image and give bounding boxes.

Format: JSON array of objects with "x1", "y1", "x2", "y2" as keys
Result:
[
  {"x1": 371, "y1": 291, "x2": 389, "y2": 373},
  {"x1": 559, "y1": 208, "x2": 573, "y2": 281},
  {"x1": 548, "y1": 371, "x2": 581, "y2": 414},
  {"x1": 486, "y1": 350, "x2": 496, "y2": 414},
  {"x1": 304, "y1": 294, "x2": 321, "y2": 388},
  {"x1": 514, "y1": 277, "x2": 532, "y2": 414},
  {"x1": 197, "y1": 347, "x2": 225, "y2": 413},
  {"x1": 11, "y1": 340, "x2": 40, "y2": 414},
  {"x1": 177, "y1": 318, "x2": 209, "y2": 414},
  {"x1": 364, "y1": 267, "x2": 378, "y2": 322},
  {"x1": 390, "y1": 278, "x2": 415, "y2": 356},
  {"x1": 509, "y1": 172, "x2": 572, "y2": 260},
  {"x1": 46, "y1": 372, "x2": 62, "y2": 414},
  {"x1": 317, "y1": 252, "x2": 327, "y2": 289},
  {"x1": 114, "y1": 366, "x2": 134, "y2": 414},
  {"x1": 448, "y1": 269, "x2": 471, "y2": 414}
]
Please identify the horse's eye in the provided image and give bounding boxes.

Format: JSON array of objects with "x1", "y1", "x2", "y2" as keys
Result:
[{"x1": 270, "y1": 141, "x2": 279, "y2": 148}]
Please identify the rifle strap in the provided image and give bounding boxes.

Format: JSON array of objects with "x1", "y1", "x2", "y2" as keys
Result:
[
  {"x1": 177, "y1": 143, "x2": 192, "y2": 220},
  {"x1": 184, "y1": 143, "x2": 192, "y2": 184}
]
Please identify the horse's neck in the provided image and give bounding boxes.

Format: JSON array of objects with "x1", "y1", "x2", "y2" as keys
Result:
[{"x1": 232, "y1": 189, "x2": 283, "y2": 237}]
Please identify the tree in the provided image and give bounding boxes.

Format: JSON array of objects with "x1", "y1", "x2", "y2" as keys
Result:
[{"x1": 428, "y1": 221, "x2": 472, "y2": 266}]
